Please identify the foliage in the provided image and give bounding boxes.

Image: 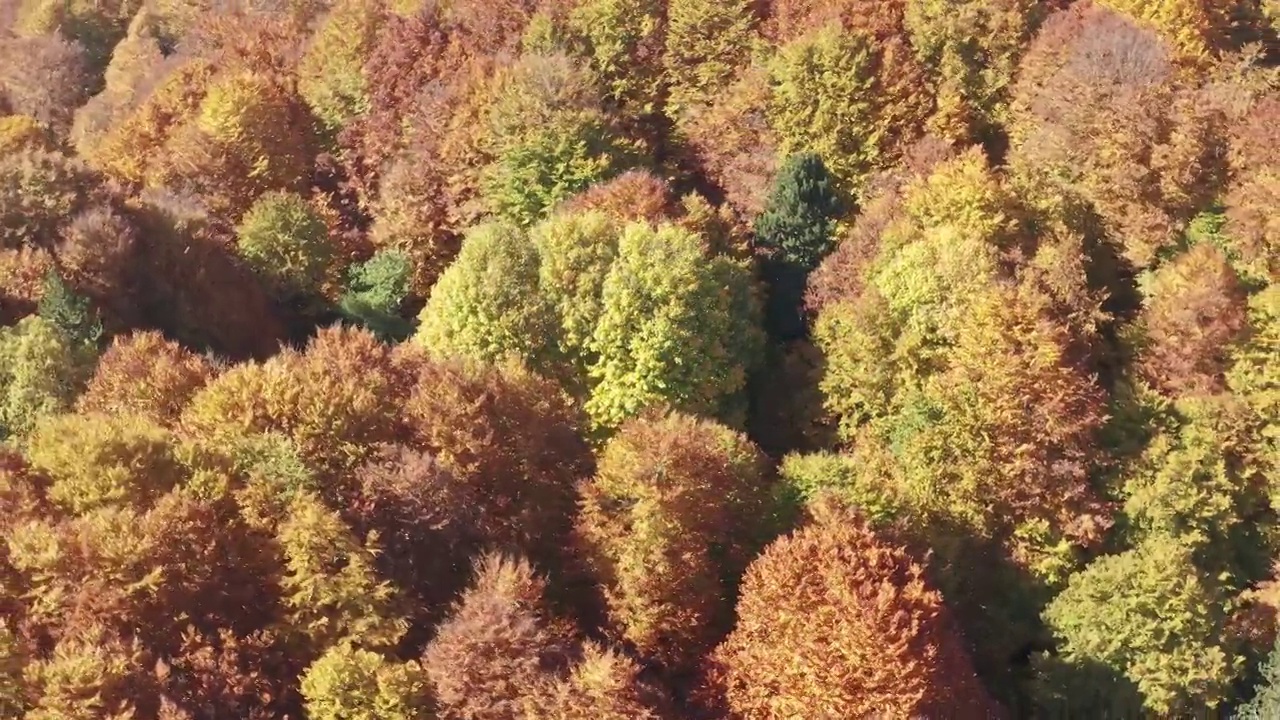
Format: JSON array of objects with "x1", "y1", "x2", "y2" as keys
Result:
[
  {"x1": 422, "y1": 553, "x2": 577, "y2": 719},
  {"x1": 754, "y1": 152, "x2": 843, "y2": 339},
  {"x1": 338, "y1": 250, "x2": 414, "y2": 341},
  {"x1": 297, "y1": 0, "x2": 387, "y2": 138},
  {"x1": 663, "y1": 0, "x2": 757, "y2": 113},
  {"x1": 38, "y1": 270, "x2": 102, "y2": 351},
  {"x1": 713, "y1": 503, "x2": 996, "y2": 718},
  {"x1": 0, "y1": 316, "x2": 90, "y2": 439},
  {"x1": 1040, "y1": 540, "x2": 1237, "y2": 715},
  {"x1": 182, "y1": 326, "x2": 410, "y2": 485},
  {"x1": 277, "y1": 492, "x2": 407, "y2": 652},
  {"x1": 25, "y1": 412, "x2": 183, "y2": 514},
  {"x1": 399, "y1": 354, "x2": 590, "y2": 570},
  {"x1": 0, "y1": 149, "x2": 98, "y2": 251},
  {"x1": 1136, "y1": 242, "x2": 1249, "y2": 395},
  {"x1": 0, "y1": 35, "x2": 92, "y2": 136},
  {"x1": 1239, "y1": 638, "x2": 1280, "y2": 720},
  {"x1": 301, "y1": 642, "x2": 433, "y2": 720},
  {"x1": 414, "y1": 222, "x2": 559, "y2": 368},
  {"x1": 532, "y1": 210, "x2": 619, "y2": 374},
  {"x1": 77, "y1": 331, "x2": 214, "y2": 425},
  {"x1": 586, "y1": 222, "x2": 764, "y2": 431},
  {"x1": 903, "y1": 0, "x2": 1035, "y2": 142},
  {"x1": 767, "y1": 24, "x2": 930, "y2": 199},
  {"x1": 578, "y1": 411, "x2": 775, "y2": 668},
  {"x1": 235, "y1": 191, "x2": 334, "y2": 299}
]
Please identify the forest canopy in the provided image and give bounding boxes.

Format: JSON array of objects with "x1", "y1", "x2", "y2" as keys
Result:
[{"x1": 0, "y1": 0, "x2": 1278, "y2": 717}]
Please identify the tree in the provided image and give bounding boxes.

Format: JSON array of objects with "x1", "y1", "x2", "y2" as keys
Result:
[
  {"x1": 24, "y1": 412, "x2": 183, "y2": 514},
  {"x1": 767, "y1": 24, "x2": 930, "y2": 199},
  {"x1": 1040, "y1": 540, "x2": 1237, "y2": 716},
  {"x1": 478, "y1": 54, "x2": 634, "y2": 227},
  {"x1": 663, "y1": 0, "x2": 757, "y2": 113},
  {"x1": 0, "y1": 115, "x2": 55, "y2": 155},
  {"x1": 277, "y1": 492, "x2": 407, "y2": 653},
  {"x1": 679, "y1": 67, "x2": 779, "y2": 218},
  {"x1": 754, "y1": 152, "x2": 843, "y2": 340},
  {"x1": 532, "y1": 210, "x2": 620, "y2": 376},
  {"x1": 1006, "y1": 2, "x2": 1225, "y2": 267},
  {"x1": 422, "y1": 553, "x2": 577, "y2": 720},
  {"x1": 0, "y1": 149, "x2": 99, "y2": 251},
  {"x1": 1136, "y1": 242, "x2": 1249, "y2": 396},
  {"x1": 414, "y1": 222, "x2": 559, "y2": 369},
  {"x1": 535, "y1": 642, "x2": 664, "y2": 720},
  {"x1": 712, "y1": 503, "x2": 996, "y2": 719},
  {"x1": 560, "y1": 169, "x2": 676, "y2": 225},
  {"x1": 586, "y1": 222, "x2": 764, "y2": 431},
  {"x1": 903, "y1": 0, "x2": 1035, "y2": 143},
  {"x1": 399, "y1": 354, "x2": 591, "y2": 572},
  {"x1": 578, "y1": 411, "x2": 775, "y2": 669},
  {"x1": 1228, "y1": 285, "x2": 1279, "y2": 484},
  {"x1": 338, "y1": 250, "x2": 414, "y2": 341},
  {"x1": 37, "y1": 270, "x2": 102, "y2": 351},
  {"x1": 0, "y1": 35, "x2": 92, "y2": 136},
  {"x1": 297, "y1": 0, "x2": 387, "y2": 138},
  {"x1": 1239, "y1": 637, "x2": 1280, "y2": 719},
  {"x1": 1096, "y1": 0, "x2": 1234, "y2": 65},
  {"x1": 182, "y1": 326, "x2": 411, "y2": 487},
  {"x1": 21, "y1": 628, "x2": 147, "y2": 720},
  {"x1": 347, "y1": 445, "x2": 481, "y2": 621},
  {"x1": 0, "y1": 316, "x2": 90, "y2": 439},
  {"x1": 77, "y1": 331, "x2": 215, "y2": 426},
  {"x1": 565, "y1": 0, "x2": 665, "y2": 116},
  {"x1": 301, "y1": 643, "x2": 432, "y2": 720},
  {"x1": 55, "y1": 206, "x2": 142, "y2": 331},
  {"x1": 235, "y1": 192, "x2": 334, "y2": 300}
]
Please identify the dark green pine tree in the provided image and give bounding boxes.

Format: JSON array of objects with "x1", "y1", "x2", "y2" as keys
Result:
[
  {"x1": 1239, "y1": 638, "x2": 1280, "y2": 719},
  {"x1": 38, "y1": 269, "x2": 102, "y2": 350},
  {"x1": 754, "y1": 153, "x2": 842, "y2": 341},
  {"x1": 338, "y1": 249, "x2": 415, "y2": 341}
]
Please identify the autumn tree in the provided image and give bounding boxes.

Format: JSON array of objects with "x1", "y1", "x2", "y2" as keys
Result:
[
  {"x1": 235, "y1": 192, "x2": 335, "y2": 301},
  {"x1": 766, "y1": 21, "x2": 931, "y2": 199},
  {"x1": 1135, "y1": 242, "x2": 1249, "y2": 395},
  {"x1": 277, "y1": 492, "x2": 408, "y2": 653},
  {"x1": 564, "y1": 0, "x2": 665, "y2": 117},
  {"x1": 0, "y1": 34, "x2": 92, "y2": 136},
  {"x1": 24, "y1": 412, "x2": 183, "y2": 514},
  {"x1": 1096, "y1": 0, "x2": 1235, "y2": 65},
  {"x1": 560, "y1": 169, "x2": 676, "y2": 225},
  {"x1": 129, "y1": 188, "x2": 289, "y2": 359},
  {"x1": 712, "y1": 504, "x2": 996, "y2": 718},
  {"x1": 586, "y1": 221, "x2": 763, "y2": 431},
  {"x1": 297, "y1": 0, "x2": 388, "y2": 139},
  {"x1": 346, "y1": 445, "x2": 481, "y2": 625},
  {"x1": 662, "y1": 0, "x2": 757, "y2": 113},
  {"x1": 414, "y1": 222, "x2": 559, "y2": 369},
  {"x1": 1228, "y1": 285, "x2": 1278, "y2": 482},
  {"x1": 903, "y1": 0, "x2": 1035, "y2": 143},
  {"x1": 478, "y1": 54, "x2": 634, "y2": 227},
  {"x1": 1039, "y1": 540, "x2": 1237, "y2": 715},
  {"x1": 0, "y1": 316, "x2": 91, "y2": 439},
  {"x1": 77, "y1": 331, "x2": 215, "y2": 426},
  {"x1": 399, "y1": 354, "x2": 591, "y2": 573},
  {"x1": 422, "y1": 553, "x2": 576, "y2": 719},
  {"x1": 535, "y1": 643, "x2": 664, "y2": 720},
  {"x1": 1006, "y1": 2, "x2": 1226, "y2": 267},
  {"x1": 754, "y1": 152, "x2": 843, "y2": 340},
  {"x1": 578, "y1": 411, "x2": 775, "y2": 669},
  {"x1": 55, "y1": 206, "x2": 142, "y2": 332},
  {"x1": 300, "y1": 643, "x2": 433, "y2": 720},
  {"x1": 0, "y1": 149, "x2": 99, "y2": 251},
  {"x1": 182, "y1": 326, "x2": 410, "y2": 487},
  {"x1": 531, "y1": 210, "x2": 619, "y2": 378}
]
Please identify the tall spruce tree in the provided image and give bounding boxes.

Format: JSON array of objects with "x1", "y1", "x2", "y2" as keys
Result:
[{"x1": 754, "y1": 153, "x2": 842, "y2": 340}]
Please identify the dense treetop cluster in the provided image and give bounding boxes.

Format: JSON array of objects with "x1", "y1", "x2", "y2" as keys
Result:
[{"x1": 0, "y1": 0, "x2": 1277, "y2": 717}]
